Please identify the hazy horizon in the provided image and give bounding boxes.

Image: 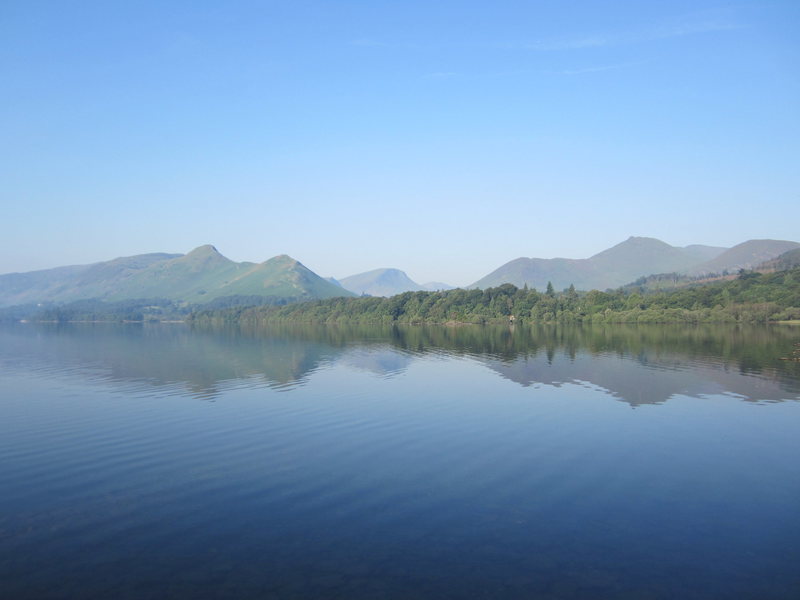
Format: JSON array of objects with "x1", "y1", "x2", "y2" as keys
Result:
[
  {"x1": 5, "y1": 235, "x2": 800, "y2": 290},
  {"x1": 2, "y1": 1, "x2": 798, "y2": 285}
]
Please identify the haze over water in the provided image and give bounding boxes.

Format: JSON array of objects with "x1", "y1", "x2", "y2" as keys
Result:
[{"x1": 1, "y1": 323, "x2": 799, "y2": 599}]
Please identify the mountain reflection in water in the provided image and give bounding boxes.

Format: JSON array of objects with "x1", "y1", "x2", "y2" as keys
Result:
[
  {"x1": 1, "y1": 322, "x2": 797, "y2": 405},
  {"x1": 2, "y1": 322, "x2": 799, "y2": 600}
]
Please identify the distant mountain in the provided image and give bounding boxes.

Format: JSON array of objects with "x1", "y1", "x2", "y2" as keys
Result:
[
  {"x1": 0, "y1": 253, "x2": 182, "y2": 307},
  {"x1": 0, "y1": 245, "x2": 353, "y2": 307},
  {"x1": 621, "y1": 243, "x2": 800, "y2": 293},
  {"x1": 758, "y1": 248, "x2": 800, "y2": 271},
  {"x1": 339, "y1": 268, "x2": 425, "y2": 297},
  {"x1": 421, "y1": 281, "x2": 455, "y2": 291},
  {"x1": 688, "y1": 239, "x2": 800, "y2": 275},
  {"x1": 470, "y1": 237, "x2": 729, "y2": 291},
  {"x1": 681, "y1": 244, "x2": 729, "y2": 264}
]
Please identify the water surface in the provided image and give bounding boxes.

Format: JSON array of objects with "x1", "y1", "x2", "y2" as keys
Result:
[{"x1": 1, "y1": 323, "x2": 799, "y2": 599}]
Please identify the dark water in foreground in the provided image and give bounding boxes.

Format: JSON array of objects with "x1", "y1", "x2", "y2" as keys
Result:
[{"x1": 1, "y1": 323, "x2": 799, "y2": 600}]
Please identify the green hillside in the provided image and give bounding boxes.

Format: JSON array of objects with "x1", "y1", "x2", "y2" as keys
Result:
[
  {"x1": 470, "y1": 237, "x2": 728, "y2": 291},
  {"x1": 0, "y1": 253, "x2": 180, "y2": 306},
  {"x1": 622, "y1": 245, "x2": 800, "y2": 293},
  {"x1": 470, "y1": 237, "x2": 797, "y2": 292},
  {"x1": 759, "y1": 247, "x2": 800, "y2": 271},
  {"x1": 190, "y1": 265, "x2": 800, "y2": 325},
  {"x1": 688, "y1": 239, "x2": 800, "y2": 275},
  {"x1": 0, "y1": 246, "x2": 353, "y2": 307}
]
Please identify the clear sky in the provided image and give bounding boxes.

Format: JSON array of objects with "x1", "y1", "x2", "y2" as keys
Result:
[{"x1": 2, "y1": 1, "x2": 798, "y2": 286}]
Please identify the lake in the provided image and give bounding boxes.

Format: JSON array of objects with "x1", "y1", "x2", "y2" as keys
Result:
[{"x1": 1, "y1": 323, "x2": 799, "y2": 599}]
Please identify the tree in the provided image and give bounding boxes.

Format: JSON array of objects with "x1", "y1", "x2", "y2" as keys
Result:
[
  {"x1": 567, "y1": 283, "x2": 578, "y2": 301},
  {"x1": 546, "y1": 281, "x2": 555, "y2": 297}
]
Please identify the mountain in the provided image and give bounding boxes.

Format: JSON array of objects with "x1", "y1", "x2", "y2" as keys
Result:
[
  {"x1": 758, "y1": 248, "x2": 800, "y2": 271},
  {"x1": 681, "y1": 244, "x2": 729, "y2": 263},
  {"x1": 621, "y1": 243, "x2": 800, "y2": 293},
  {"x1": 470, "y1": 237, "x2": 729, "y2": 291},
  {"x1": 0, "y1": 246, "x2": 353, "y2": 307},
  {"x1": 688, "y1": 239, "x2": 800, "y2": 275},
  {"x1": 0, "y1": 253, "x2": 182, "y2": 307},
  {"x1": 339, "y1": 268, "x2": 425, "y2": 297},
  {"x1": 421, "y1": 282, "x2": 455, "y2": 291}
]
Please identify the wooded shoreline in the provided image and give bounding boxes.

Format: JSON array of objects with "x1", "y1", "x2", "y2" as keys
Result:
[{"x1": 189, "y1": 267, "x2": 800, "y2": 326}]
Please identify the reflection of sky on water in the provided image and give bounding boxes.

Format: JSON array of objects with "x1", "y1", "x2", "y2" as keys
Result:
[
  {"x1": 337, "y1": 348, "x2": 414, "y2": 379},
  {"x1": 1, "y1": 324, "x2": 800, "y2": 600},
  {"x1": 0, "y1": 323, "x2": 798, "y2": 405}
]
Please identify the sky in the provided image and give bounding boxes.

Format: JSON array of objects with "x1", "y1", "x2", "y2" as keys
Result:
[{"x1": 1, "y1": 1, "x2": 798, "y2": 286}]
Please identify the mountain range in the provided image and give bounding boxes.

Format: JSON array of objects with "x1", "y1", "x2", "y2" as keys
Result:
[
  {"x1": 3, "y1": 323, "x2": 794, "y2": 406},
  {"x1": 2, "y1": 237, "x2": 798, "y2": 309},
  {"x1": 0, "y1": 245, "x2": 352, "y2": 308},
  {"x1": 469, "y1": 237, "x2": 800, "y2": 291}
]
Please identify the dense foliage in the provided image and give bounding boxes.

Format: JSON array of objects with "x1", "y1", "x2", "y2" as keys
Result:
[
  {"x1": 625, "y1": 271, "x2": 733, "y2": 292},
  {"x1": 189, "y1": 267, "x2": 800, "y2": 325},
  {"x1": 768, "y1": 248, "x2": 800, "y2": 271},
  {"x1": 0, "y1": 295, "x2": 303, "y2": 323}
]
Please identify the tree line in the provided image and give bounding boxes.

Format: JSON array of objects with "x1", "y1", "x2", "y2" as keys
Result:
[
  {"x1": 189, "y1": 266, "x2": 800, "y2": 326},
  {"x1": 0, "y1": 294, "x2": 301, "y2": 323}
]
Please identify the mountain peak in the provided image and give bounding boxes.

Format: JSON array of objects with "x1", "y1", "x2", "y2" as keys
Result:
[
  {"x1": 265, "y1": 254, "x2": 299, "y2": 266},
  {"x1": 589, "y1": 236, "x2": 675, "y2": 262},
  {"x1": 186, "y1": 244, "x2": 221, "y2": 256},
  {"x1": 339, "y1": 268, "x2": 424, "y2": 297},
  {"x1": 624, "y1": 236, "x2": 669, "y2": 246},
  {"x1": 471, "y1": 236, "x2": 720, "y2": 291},
  {"x1": 178, "y1": 245, "x2": 232, "y2": 268}
]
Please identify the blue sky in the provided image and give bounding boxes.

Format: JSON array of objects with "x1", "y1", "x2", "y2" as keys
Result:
[{"x1": 2, "y1": 1, "x2": 798, "y2": 285}]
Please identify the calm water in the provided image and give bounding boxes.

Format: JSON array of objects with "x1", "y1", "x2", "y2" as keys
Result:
[{"x1": 1, "y1": 323, "x2": 799, "y2": 599}]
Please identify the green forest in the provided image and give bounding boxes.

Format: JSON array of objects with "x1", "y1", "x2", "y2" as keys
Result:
[
  {"x1": 189, "y1": 266, "x2": 800, "y2": 326},
  {"x1": 0, "y1": 295, "x2": 302, "y2": 323}
]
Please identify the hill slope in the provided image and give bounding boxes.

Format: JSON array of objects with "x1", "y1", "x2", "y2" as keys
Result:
[
  {"x1": 339, "y1": 268, "x2": 425, "y2": 297},
  {"x1": 0, "y1": 253, "x2": 182, "y2": 306},
  {"x1": 470, "y1": 237, "x2": 729, "y2": 291},
  {"x1": 191, "y1": 265, "x2": 800, "y2": 326},
  {"x1": 422, "y1": 281, "x2": 455, "y2": 291},
  {"x1": 0, "y1": 246, "x2": 352, "y2": 307},
  {"x1": 758, "y1": 248, "x2": 800, "y2": 271},
  {"x1": 688, "y1": 239, "x2": 800, "y2": 275}
]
